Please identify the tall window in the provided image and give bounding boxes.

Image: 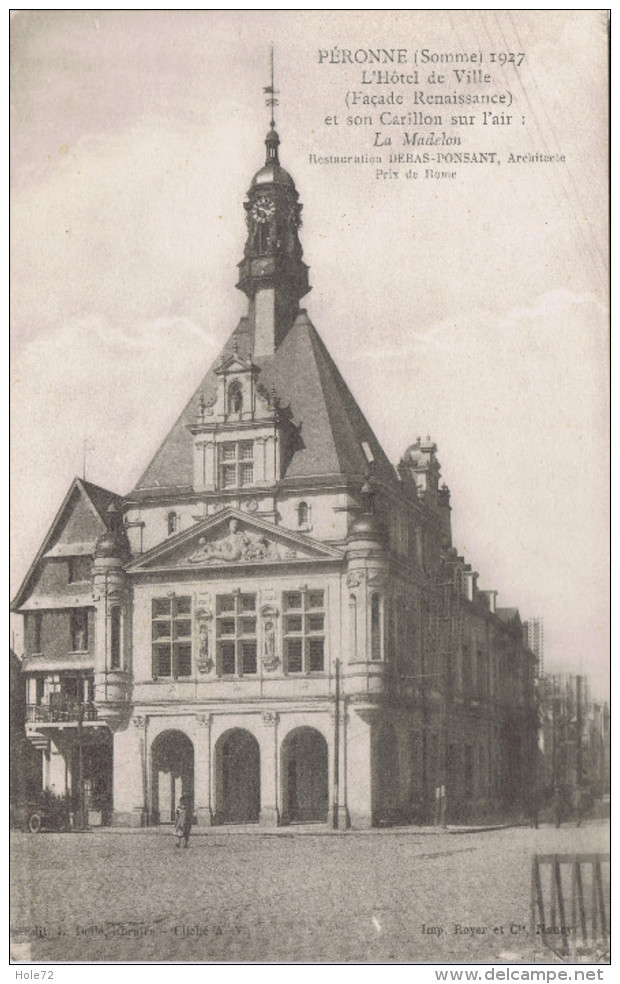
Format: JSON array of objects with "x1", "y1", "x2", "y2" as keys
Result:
[
  {"x1": 216, "y1": 593, "x2": 257, "y2": 675},
  {"x1": 348, "y1": 594, "x2": 357, "y2": 660},
  {"x1": 110, "y1": 607, "x2": 121, "y2": 669},
  {"x1": 33, "y1": 613, "x2": 43, "y2": 653},
  {"x1": 70, "y1": 610, "x2": 89, "y2": 652},
  {"x1": 219, "y1": 441, "x2": 254, "y2": 489},
  {"x1": 151, "y1": 596, "x2": 192, "y2": 679},
  {"x1": 167, "y1": 511, "x2": 178, "y2": 535},
  {"x1": 283, "y1": 590, "x2": 325, "y2": 674},
  {"x1": 370, "y1": 593, "x2": 382, "y2": 660},
  {"x1": 297, "y1": 501, "x2": 309, "y2": 527}
]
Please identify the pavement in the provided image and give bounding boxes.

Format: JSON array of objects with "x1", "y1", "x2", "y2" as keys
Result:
[
  {"x1": 87, "y1": 821, "x2": 516, "y2": 836},
  {"x1": 10, "y1": 819, "x2": 610, "y2": 964}
]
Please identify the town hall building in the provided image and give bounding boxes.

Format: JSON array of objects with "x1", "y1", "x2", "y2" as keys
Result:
[{"x1": 12, "y1": 110, "x2": 537, "y2": 829}]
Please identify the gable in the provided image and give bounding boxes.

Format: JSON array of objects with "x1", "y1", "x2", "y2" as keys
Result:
[
  {"x1": 44, "y1": 487, "x2": 106, "y2": 556},
  {"x1": 11, "y1": 477, "x2": 121, "y2": 611},
  {"x1": 126, "y1": 509, "x2": 344, "y2": 574}
]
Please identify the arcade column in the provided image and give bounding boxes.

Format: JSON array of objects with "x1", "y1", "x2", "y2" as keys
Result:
[
  {"x1": 259, "y1": 711, "x2": 280, "y2": 827},
  {"x1": 112, "y1": 715, "x2": 147, "y2": 827}
]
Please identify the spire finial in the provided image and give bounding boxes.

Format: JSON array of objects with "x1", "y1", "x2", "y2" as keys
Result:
[
  {"x1": 263, "y1": 45, "x2": 279, "y2": 129},
  {"x1": 263, "y1": 46, "x2": 280, "y2": 166}
]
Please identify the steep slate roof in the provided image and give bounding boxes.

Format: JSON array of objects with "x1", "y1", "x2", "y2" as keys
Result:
[
  {"x1": 132, "y1": 310, "x2": 396, "y2": 496},
  {"x1": 11, "y1": 478, "x2": 122, "y2": 611},
  {"x1": 80, "y1": 479, "x2": 124, "y2": 525}
]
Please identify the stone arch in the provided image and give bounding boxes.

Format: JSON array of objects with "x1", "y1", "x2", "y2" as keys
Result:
[
  {"x1": 281, "y1": 726, "x2": 329, "y2": 824},
  {"x1": 150, "y1": 729, "x2": 194, "y2": 824},
  {"x1": 215, "y1": 728, "x2": 260, "y2": 824}
]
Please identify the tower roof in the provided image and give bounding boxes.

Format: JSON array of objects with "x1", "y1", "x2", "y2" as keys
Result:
[{"x1": 131, "y1": 310, "x2": 396, "y2": 497}]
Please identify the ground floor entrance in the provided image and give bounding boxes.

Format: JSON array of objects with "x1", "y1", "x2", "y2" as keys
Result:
[
  {"x1": 215, "y1": 729, "x2": 260, "y2": 823},
  {"x1": 281, "y1": 727, "x2": 329, "y2": 823},
  {"x1": 150, "y1": 730, "x2": 194, "y2": 823}
]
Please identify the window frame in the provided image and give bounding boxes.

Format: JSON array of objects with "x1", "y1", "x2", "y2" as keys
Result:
[
  {"x1": 283, "y1": 589, "x2": 326, "y2": 675},
  {"x1": 68, "y1": 556, "x2": 91, "y2": 584},
  {"x1": 217, "y1": 440, "x2": 254, "y2": 489},
  {"x1": 370, "y1": 592, "x2": 383, "y2": 661},
  {"x1": 33, "y1": 612, "x2": 43, "y2": 654},
  {"x1": 110, "y1": 606, "x2": 122, "y2": 670},
  {"x1": 151, "y1": 596, "x2": 193, "y2": 680},
  {"x1": 215, "y1": 593, "x2": 258, "y2": 677},
  {"x1": 70, "y1": 609, "x2": 89, "y2": 653}
]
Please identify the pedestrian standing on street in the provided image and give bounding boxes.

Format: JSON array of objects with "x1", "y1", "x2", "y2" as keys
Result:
[
  {"x1": 528, "y1": 788, "x2": 540, "y2": 829},
  {"x1": 175, "y1": 795, "x2": 192, "y2": 848},
  {"x1": 553, "y1": 786, "x2": 562, "y2": 828},
  {"x1": 574, "y1": 785, "x2": 584, "y2": 827}
]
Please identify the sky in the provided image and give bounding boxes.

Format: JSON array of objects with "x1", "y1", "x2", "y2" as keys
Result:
[{"x1": 10, "y1": 10, "x2": 609, "y2": 696}]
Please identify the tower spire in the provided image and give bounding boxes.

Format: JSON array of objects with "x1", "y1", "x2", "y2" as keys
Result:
[
  {"x1": 237, "y1": 49, "x2": 310, "y2": 356},
  {"x1": 263, "y1": 45, "x2": 279, "y2": 129}
]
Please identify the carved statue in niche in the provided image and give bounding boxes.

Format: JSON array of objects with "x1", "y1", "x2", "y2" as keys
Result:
[
  {"x1": 227, "y1": 380, "x2": 243, "y2": 414},
  {"x1": 195, "y1": 608, "x2": 213, "y2": 673},
  {"x1": 261, "y1": 605, "x2": 280, "y2": 671}
]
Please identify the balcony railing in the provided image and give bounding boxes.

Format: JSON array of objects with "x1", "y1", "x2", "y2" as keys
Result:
[{"x1": 27, "y1": 701, "x2": 98, "y2": 724}]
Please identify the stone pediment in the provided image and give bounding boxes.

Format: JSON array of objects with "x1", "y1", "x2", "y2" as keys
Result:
[
  {"x1": 215, "y1": 353, "x2": 254, "y2": 375},
  {"x1": 125, "y1": 509, "x2": 343, "y2": 573}
]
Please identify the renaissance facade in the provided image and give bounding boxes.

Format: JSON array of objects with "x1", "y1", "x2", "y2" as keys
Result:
[{"x1": 12, "y1": 117, "x2": 537, "y2": 829}]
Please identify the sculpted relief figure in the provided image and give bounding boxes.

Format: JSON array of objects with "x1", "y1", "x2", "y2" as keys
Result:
[{"x1": 188, "y1": 518, "x2": 298, "y2": 565}]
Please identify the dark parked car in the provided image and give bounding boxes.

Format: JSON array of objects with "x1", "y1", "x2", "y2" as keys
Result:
[{"x1": 10, "y1": 792, "x2": 69, "y2": 832}]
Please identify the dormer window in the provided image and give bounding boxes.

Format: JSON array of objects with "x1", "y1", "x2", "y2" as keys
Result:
[
  {"x1": 227, "y1": 380, "x2": 243, "y2": 414},
  {"x1": 68, "y1": 556, "x2": 91, "y2": 583},
  {"x1": 167, "y1": 511, "x2": 178, "y2": 535},
  {"x1": 219, "y1": 440, "x2": 254, "y2": 489}
]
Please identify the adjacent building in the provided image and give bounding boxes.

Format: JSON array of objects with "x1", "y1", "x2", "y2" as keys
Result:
[
  {"x1": 11, "y1": 113, "x2": 537, "y2": 828},
  {"x1": 525, "y1": 617, "x2": 544, "y2": 677},
  {"x1": 536, "y1": 673, "x2": 610, "y2": 800}
]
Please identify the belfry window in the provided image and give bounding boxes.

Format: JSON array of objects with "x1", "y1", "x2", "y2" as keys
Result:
[
  {"x1": 297, "y1": 501, "x2": 309, "y2": 527},
  {"x1": 151, "y1": 596, "x2": 192, "y2": 679},
  {"x1": 167, "y1": 512, "x2": 178, "y2": 535}
]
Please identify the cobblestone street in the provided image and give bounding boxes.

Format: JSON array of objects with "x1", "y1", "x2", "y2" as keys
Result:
[{"x1": 11, "y1": 821, "x2": 609, "y2": 964}]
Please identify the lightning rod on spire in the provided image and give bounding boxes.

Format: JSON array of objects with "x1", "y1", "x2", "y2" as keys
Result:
[{"x1": 263, "y1": 44, "x2": 279, "y2": 128}]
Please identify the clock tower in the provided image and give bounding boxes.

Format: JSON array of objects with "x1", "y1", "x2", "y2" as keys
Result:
[{"x1": 237, "y1": 122, "x2": 310, "y2": 357}]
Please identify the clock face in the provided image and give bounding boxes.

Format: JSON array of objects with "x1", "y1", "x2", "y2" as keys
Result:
[{"x1": 252, "y1": 196, "x2": 275, "y2": 223}]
